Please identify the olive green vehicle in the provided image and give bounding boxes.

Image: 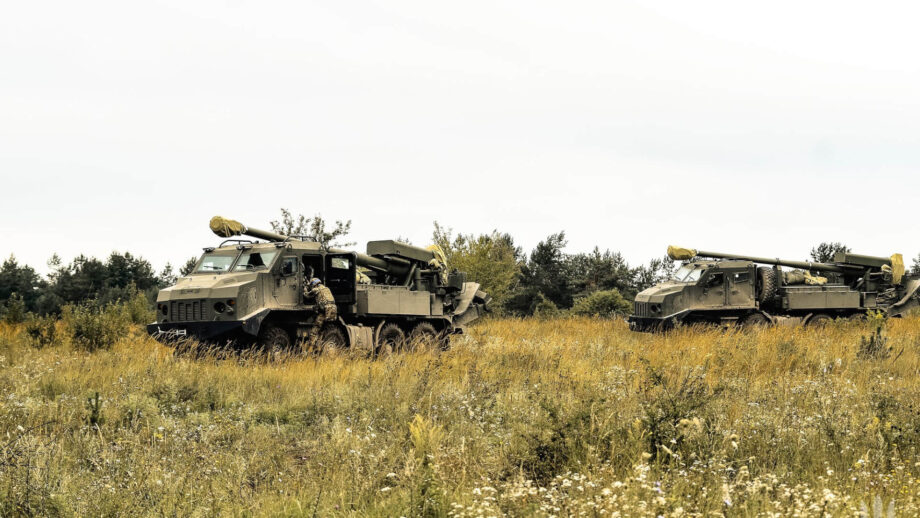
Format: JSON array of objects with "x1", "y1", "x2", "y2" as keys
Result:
[
  {"x1": 629, "y1": 246, "x2": 920, "y2": 331},
  {"x1": 147, "y1": 216, "x2": 491, "y2": 352}
]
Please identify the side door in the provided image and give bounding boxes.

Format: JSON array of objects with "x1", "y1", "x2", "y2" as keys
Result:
[
  {"x1": 324, "y1": 252, "x2": 357, "y2": 305},
  {"x1": 727, "y1": 267, "x2": 755, "y2": 307},
  {"x1": 700, "y1": 271, "x2": 727, "y2": 307},
  {"x1": 272, "y1": 255, "x2": 301, "y2": 307}
]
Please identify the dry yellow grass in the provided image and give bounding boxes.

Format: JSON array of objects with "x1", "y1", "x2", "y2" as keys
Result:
[{"x1": 1, "y1": 316, "x2": 919, "y2": 516}]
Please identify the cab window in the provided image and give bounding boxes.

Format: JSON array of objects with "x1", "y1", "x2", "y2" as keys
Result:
[
  {"x1": 195, "y1": 251, "x2": 238, "y2": 273},
  {"x1": 705, "y1": 272, "x2": 725, "y2": 287},
  {"x1": 280, "y1": 257, "x2": 298, "y2": 276},
  {"x1": 330, "y1": 257, "x2": 351, "y2": 270},
  {"x1": 732, "y1": 271, "x2": 751, "y2": 283},
  {"x1": 233, "y1": 250, "x2": 278, "y2": 271}
]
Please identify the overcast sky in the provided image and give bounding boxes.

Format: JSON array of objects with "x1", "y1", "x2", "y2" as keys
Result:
[{"x1": 2, "y1": 1, "x2": 919, "y2": 274}]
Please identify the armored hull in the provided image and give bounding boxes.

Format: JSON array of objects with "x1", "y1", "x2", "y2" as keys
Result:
[{"x1": 148, "y1": 217, "x2": 491, "y2": 352}]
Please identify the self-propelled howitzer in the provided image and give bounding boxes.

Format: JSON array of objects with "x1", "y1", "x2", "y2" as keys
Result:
[
  {"x1": 147, "y1": 216, "x2": 491, "y2": 353},
  {"x1": 629, "y1": 246, "x2": 918, "y2": 331}
]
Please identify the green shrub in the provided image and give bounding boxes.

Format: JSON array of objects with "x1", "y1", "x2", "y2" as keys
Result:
[
  {"x1": 63, "y1": 302, "x2": 130, "y2": 352},
  {"x1": 571, "y1": 289, "x2": 631, "y2": 318},
  {"x1": 532, "y1": 292, "x2": 560, "y2": 319},
  {"x1": 25, "y1": 315, "x2": 58, "y2": 348},
  {"x1": 858, "y1": 311, "x2": 891, "y2": 359},
  {"x1": 123, "y1": 287, "x2": 154, "y2": 325},
  {"x1": 2, "y1": 292, "x2": 27, "y2": 324}
]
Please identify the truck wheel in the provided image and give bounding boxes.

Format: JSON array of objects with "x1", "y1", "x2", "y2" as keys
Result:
[
  {"x1": 409, "y1": 322, "x2": 439, "y2": 351},
  {"x1": 806, "y1": 313, "x2": 833, "y2": 327},
  {"x1": 757, "y1": 267, "x2": 778, "y2": 303},
  {"x1": 378, "y1": 323, "x2": 406, "y2": 354},
  {"x1": 258, "y1": 325, "x2": 291, "y2": 349},
  {"x1": 319, "y1": 325, "x2": 347, "y2": 354},
  {"x1": 740, "y1": 313, "x2": 769, "y2": 327}
]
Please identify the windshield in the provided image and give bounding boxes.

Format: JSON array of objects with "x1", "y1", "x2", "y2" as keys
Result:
[
  {"x1": 672, "y1": 265, "x2": 706, "y2": 283},
  {"x1": 233, "y1": 250, "x2": 278, "y2": 271},
  {"x1": 195, "y1": 251, "x2": 239, "y2": 273}
]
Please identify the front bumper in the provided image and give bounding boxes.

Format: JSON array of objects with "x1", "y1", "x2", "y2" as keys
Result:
[
  {"x1": 147, "y1": 320, "x2": 245, "y2": 343},
  {"x1": 146, "y1": 310, "x2": 271, "y2": 344},
  {"x1": 628, "y1": 310, "x2": 690, "y2": 332},
  {"x1": 628, "y1": 316, "x2": 670, "y2": 332}
]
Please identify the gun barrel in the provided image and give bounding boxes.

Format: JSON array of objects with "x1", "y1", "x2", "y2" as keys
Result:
[
  {"x1": 211, "y1": 217, "x2": 416, "y2": 278},
  {"x1": 210, "y1": 216, "x2": 290, "y2": 242},
  {"x1": 694, "y1": 250, "x2": 860, "y2": 274},
  {"x1": 243, "y1": 226, "x2": 290, "y2": 242}
]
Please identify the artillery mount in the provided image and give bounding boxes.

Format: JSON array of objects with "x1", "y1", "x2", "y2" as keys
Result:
[
  {"x1": 629, "y1": 246, "x2": 919, "y2": 331},
  {"x1": 148, "y1": 216, "x2": 491, "y2": 353}
]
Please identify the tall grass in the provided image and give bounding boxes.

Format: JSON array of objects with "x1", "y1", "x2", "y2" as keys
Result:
[{"x1": 1, "y1": 316, "x2": 919, "y2": 516}]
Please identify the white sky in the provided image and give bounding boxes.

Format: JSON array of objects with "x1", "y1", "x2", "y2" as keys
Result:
[{"x1": 2, "y1": 1, "x2": 919, "y2": 274}]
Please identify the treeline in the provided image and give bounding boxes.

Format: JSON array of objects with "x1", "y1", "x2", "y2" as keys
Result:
[
  {"x1": 432, "y1": 224, "x2": 674, "y2": 317},
  {"x1": 2, "y1": 209, "x2": 919, "y2": 322},
  {"x1": 0, "y1": 252, "x2": 197, "y2": 321}
]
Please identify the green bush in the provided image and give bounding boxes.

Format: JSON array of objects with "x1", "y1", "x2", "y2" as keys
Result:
[
  {"x1": 532, "y1": 292, "x2": 561, "y2": 319},
  {"x1": 2, "y1": 292, "x2": 27, "y2": 324},
  {"x1": 62, "y1": 302, "x2": 130, "y2": 352},
  {"x1": 25, "y1": 315, "x2": 58, "y2": 348},
  {"x1": 122, "y1": 286, "x2": 155, "y2": 325},
  {"x1": 571, "y1": 289, "x2": 631, "y2": 317}
]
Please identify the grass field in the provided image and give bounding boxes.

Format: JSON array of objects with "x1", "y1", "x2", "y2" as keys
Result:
[{"x1": 1, "y1": 316, "x2": 919, "y2": 516}]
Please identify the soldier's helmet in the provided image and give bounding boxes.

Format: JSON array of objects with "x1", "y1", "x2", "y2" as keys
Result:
[{"x1": 309, "y1": 278, "x2": 322, "y2": 287}]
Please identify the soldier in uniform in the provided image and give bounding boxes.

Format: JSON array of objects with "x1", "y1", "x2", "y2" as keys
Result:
[{"x1": 305, "y1": 277, "x2": 336, "y2": 343}]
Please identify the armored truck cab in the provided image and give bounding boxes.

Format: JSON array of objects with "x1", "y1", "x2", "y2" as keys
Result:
[
  {"x1": 629, "y1": 246, "x2": 920, "y2": 331},
  {"x1": 148, "y1": 217, "x2": 491, "y2": 352}
]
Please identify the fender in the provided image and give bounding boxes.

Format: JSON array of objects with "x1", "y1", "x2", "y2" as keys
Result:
[{"x1": 241, "y1": 309, "x2": 273, "y2": 336}]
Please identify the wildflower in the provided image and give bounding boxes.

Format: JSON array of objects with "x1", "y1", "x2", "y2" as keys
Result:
[
  {"x1": 386, "y1": 472, "x2": 397, "y2": 478},
  {"x1": 380, "y1": 487, "x2": 392, "y2": 493}
]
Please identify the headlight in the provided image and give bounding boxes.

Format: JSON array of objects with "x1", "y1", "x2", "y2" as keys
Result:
[
  {"x1": 650, "y1": 304, "x2": 661, "y2": 314},
  {"x1": 158, "y1": 304, "x2": 168, "y2": 315},
  {"x1": 214, "y1": 302, "x2": 226, "y2": 313}
]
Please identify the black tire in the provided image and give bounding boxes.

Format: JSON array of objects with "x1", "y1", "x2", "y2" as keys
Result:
[
  {"x1": 318, "y1": 325, "x2": 347, "y2": 353},
  {"x1": 806, "y1": 313, "x2": 833, "y2": 327},
  {"x1": 378, "y1": 323, "x2": 406, "y2": 354},
  {"x1": 740, "y1": 312, "x2": 770, "y2": 327},
  {"x1": 408, "y1": 322, "x2": 439, "y2": 351},
  {"x1": 257, "y1": 324, "x2": 291, "y2": 351},
  {"x1": 757, "y1": 267, "x2": 778, "y2": 303}
]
